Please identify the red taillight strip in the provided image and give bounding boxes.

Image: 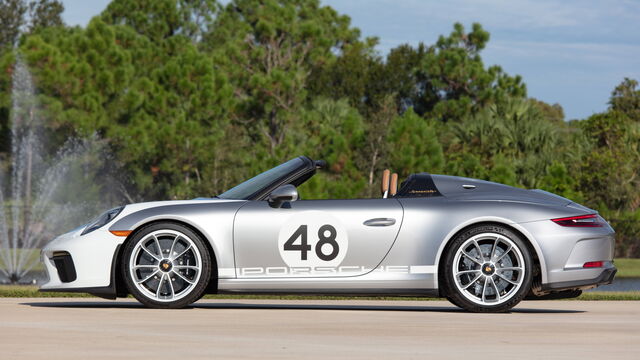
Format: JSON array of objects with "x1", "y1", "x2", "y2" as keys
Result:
[
  {"x1": 551, "y1": 214, "x2": 603, "y2": 227},
  {"x1": 583, "y1": 261, "x2": 604, "y2": 268}
]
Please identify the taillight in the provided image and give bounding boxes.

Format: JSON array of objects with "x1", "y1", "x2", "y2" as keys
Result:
[
  {"x1": 583, "y1": 261, "x2": 604, "y2": 268},
  {"x1": 551, "y1": 214, "x2": 604, "y2": 227}
]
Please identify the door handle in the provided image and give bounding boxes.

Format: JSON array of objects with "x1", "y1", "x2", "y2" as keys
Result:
[{"x1": 363, "y1": 218, "x2": 396, "y2": 227}]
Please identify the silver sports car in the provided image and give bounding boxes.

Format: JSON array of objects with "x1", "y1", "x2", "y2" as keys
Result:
[{"x1": 41, "y1": 156, "x2": 616, "y2": 312}]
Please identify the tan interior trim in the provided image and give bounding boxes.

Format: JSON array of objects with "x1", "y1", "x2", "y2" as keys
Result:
[
  {"x1": 390, "y1": 173, "x2": 398, "y2": 196},
  {"x1": 381, "y1": 169, "x2": 390, "y2": 197}
]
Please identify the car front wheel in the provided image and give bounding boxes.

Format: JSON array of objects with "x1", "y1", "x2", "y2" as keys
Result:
[
  {"x1": 442, "y1": 225, "x2": 533, "y2": 312},
  {"x1": 122, "y1": 222, "x2": 212, "y2": 308}
]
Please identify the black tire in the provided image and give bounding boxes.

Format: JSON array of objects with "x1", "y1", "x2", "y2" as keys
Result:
[
  {"x1": 122, "y1": 222, "x2": 213, "y2": 309},
  {"x1": 441, "y1": 224, "x2": 533, "y2": 313}
]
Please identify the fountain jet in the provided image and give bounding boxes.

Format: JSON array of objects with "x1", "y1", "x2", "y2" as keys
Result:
[{"x1": 0, "y1": 55, "x2": 121, "y2": 284}]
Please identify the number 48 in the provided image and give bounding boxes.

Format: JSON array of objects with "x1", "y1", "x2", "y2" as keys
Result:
[{"x1": 283, "y1": 224, "x2": 339, "y2": 261}]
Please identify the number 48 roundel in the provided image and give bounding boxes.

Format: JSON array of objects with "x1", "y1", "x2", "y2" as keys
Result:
[{"x1": 277, "y1": 211, "x2": 348, "y2": 267}]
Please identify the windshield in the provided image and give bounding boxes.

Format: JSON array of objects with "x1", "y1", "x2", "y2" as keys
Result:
[{"x1": 218, "y1": 158, "x2": 306, "y2": 200}]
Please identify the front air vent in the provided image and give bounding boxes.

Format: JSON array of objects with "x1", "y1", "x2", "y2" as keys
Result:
[{"x1": 51, "y1": 251, "x2": 77, "y2": 283}]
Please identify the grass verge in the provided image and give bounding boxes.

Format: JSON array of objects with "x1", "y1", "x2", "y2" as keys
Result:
[
  {"x1": 614, "y1": 258, "x2": 640, "y2": 278},
  {"x1": 574, "y1": 291, "x2": 640, "y2": 301},
  {"x1": 1, "y1": 285, "x2": 639, "y2": 300}
]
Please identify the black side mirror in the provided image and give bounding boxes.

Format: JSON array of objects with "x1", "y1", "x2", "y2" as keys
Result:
[{"x1": 268, "y1": 184, "x2": 299, "y2": 208}]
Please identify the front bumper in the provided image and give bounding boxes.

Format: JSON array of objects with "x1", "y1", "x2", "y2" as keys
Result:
[{"x1": 40, "y1": 227, "x2": 125, "y2": 299}]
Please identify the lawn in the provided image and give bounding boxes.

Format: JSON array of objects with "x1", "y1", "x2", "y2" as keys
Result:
[
  {"x1": 614, "y1": 258, "x2": 640, "y2": 278},
  {"x1": 0, "y1": 285, "x2": 638, "y2": 301}
]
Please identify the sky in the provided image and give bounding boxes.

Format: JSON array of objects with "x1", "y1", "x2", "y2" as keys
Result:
[{"x1": 61, "y1": 0, "x2": 640, "y2": 120}]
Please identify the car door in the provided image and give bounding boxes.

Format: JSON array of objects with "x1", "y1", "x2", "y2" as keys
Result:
[{"x1": 233, "y1": 198, "x2": 404, "y2": 278}]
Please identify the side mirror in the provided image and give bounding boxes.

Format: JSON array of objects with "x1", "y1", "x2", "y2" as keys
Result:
[{"x1": 268, "y1": 184, "x2": 298, "y2": 208}]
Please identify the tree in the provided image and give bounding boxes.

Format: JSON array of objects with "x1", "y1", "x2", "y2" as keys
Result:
[
  {"x1": 609, "y1": 78, "x2": 640, "y2": 122},
  {"x1": 530, "y1": 98, "x2": 565, "y2": 123},
  {"x1": 10, "y1": 15, "x2": 234, "y2": 199},
  {"x1": 445, "y1": 98, "x2": 560, "y2": 189},
  {"x1": 101, "y1": 0, "x2": 219, "y2": 43},
  {"x1": 414, "y1": 23, "x2": 526, "y2": 121},
  {"x1": 307, "y1": 37, "x2": 382, "y2": 116},
  {"x1": 579, "y1": 110, "x2": 639, "y2": 210},
  {"x1": 386, "y1": 108, "x2": 444, "y2": 177},
  {"x1": 362, "y1": 94, "x2": 396, "y2": 196},
  {"x1": 27, "y1": 0, "x2": 64, "y2": 33},
  {"x1": 294, "y1": 98, "x2": 366, "y2": 199},
  {"x1": 0, "y1": 0, "x2": 64, "y2": 49},
  {"x1": 311, "y1": 22, "x2": 526, "y2": 123},
  {"x1": 203, "y1": 0, "x2": 361, "y2": 153},
  {"x1": 0, "y1": 0, "x2": 27, "y2": 49}
]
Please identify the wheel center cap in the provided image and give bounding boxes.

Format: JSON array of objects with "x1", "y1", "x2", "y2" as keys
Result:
[
  {"x1": 482, "y1": 263, "x2": 495, "y2": 276},
  {"x1": 159, "y1": 260, "x2": 173, "y2": 272}
]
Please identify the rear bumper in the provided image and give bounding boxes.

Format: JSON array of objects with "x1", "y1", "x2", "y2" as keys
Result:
[
  {"x1": 517, "y1": 216, "x2": 616, "y2": 286},
  {"x1": 541, "y1": 267, "x2": 617, "y2": 292}
]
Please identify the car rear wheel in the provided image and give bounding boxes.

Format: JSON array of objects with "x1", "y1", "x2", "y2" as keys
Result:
[
  {"x1": 122, "y1": 222, "x2": 212, "y2": 308},
  {"x1": 442, "y1": 224, "x2": 533, "y2": 312}
]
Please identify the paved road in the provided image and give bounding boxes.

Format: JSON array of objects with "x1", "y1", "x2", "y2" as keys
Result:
[{"x1": 0, "y1": 298, "x2": 638, "y2": 359}]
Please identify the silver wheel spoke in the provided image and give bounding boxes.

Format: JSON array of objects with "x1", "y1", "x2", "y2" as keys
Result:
[
  {"x1": 455, "y1": 269, "x2": 480, "y2": 276},
  {"x1": 172, "y1": 269, "x2": 196, "y2": 284},
  {"x1": 169, "y1": 235, "x2": 179, "y2": 258},
  {"x1": 156, "y1": 273, "x2": 166, "y2": 298},
  {"x1": 137, "y1": 270, "x2": 159, "y2": 284},
  {"x1": 171, "y1": 244, "x2": 192, "y2": 261},
  {"x1": 134, "y1": 265, "x2": 157, "y2": 269},
  {"x1": 481, "y1": 277, "x2": 489, "y2": 302},
  {"x1": 490, "y1": 238, "x2": 499, "y2": 260},
  {"x1": 142, "y1": 245, "x2": 161, "y2": 262},
  {"x1": 462, "y1": 274, "x2": 482, "y2": 290},
  {"x1": 168, "y1": 274, "x2": 175, "y2": 299},
  {"x1": 174, "y1": 265, "x2": 199, "y2": 270},
  {"x1": 462, "y1": 251, "x2": 482, "y2": 265},
  {"x1": 495, "y1": 272, "x2": 518, "y2": 285},
  {"x1": 153, "y1": 235, "x2": 164, "y2": 259},
  {"x1": 496, "y1": 243, "x2": 513, "y2": 262},
  {"x1": 472, "y1": 240, "x2": 485, "y2": 262},
  {"x1": 490, "y1": 277, "x2": 501, "y2": 302},
  {"x1": 498, "y1": 267, "x2": 522, "y2": 272}
]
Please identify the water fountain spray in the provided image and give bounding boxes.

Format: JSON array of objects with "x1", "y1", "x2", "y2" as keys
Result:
[{"x1": 0, "y1": 55, "x2": 121, "y2": 284}]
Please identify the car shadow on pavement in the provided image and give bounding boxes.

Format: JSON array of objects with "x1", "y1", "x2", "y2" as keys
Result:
[{"x1": 20, "y1": 301, "x2": 584, "y2": 314}]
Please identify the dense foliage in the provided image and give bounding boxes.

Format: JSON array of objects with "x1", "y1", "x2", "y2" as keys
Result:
[{"x1": 0, "y1": 0, "x2": 638, "y2": 256}]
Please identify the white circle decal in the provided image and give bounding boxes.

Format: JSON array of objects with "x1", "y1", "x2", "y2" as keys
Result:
[{"x1": 277, "y1": 211, "x2": 348, "y2": 268}]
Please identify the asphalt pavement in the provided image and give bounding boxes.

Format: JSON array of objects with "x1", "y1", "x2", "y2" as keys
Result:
[{"x1": 0, "y1": 298, "x2": 638, "y2": 359}]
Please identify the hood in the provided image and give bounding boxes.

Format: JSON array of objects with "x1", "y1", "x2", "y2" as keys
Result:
[{"x1": 431, "y1": 174, "x2": 573, "y2": 206}]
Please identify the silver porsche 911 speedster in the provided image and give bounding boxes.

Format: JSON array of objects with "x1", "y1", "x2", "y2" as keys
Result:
[{"x1": 40, "y1": 156, "x2": 616, "y2": 312}]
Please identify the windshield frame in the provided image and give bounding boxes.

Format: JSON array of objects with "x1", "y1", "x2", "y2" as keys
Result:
[{"x1": 217, "y1": 156, "x2": 316, "y2": 200}]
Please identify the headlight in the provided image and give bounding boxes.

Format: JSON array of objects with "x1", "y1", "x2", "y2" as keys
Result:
[{"x1": 81, "y1": 206, "x2": 124, "y2": 235}]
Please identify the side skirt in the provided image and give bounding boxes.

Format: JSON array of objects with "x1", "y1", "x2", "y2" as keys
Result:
[{"x1": 217, "y1": 289, "x2": 441, "y2": 297}]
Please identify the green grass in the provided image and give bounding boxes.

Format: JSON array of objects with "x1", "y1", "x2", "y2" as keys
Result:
[
  {"x1": 1, "y1": 285, "x2": 639, "y2": 301},
  {"x1": 0, "y1": 285, "x2": 94, "y2": 298},
  {"x1": 574, "y1": 291, "x2": 640, "y2": 301},
  {"x1": 614, "y1": 258, "x2": 640, "y2": 278}
]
